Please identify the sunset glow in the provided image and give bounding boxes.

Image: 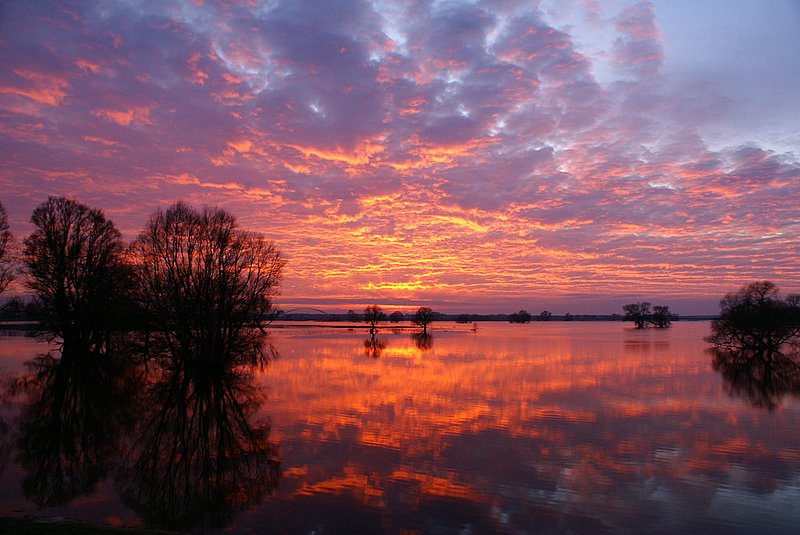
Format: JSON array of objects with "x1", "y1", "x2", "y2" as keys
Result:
[{"x1": 1, "y1": 1, "x2": 798, "y2": 313}]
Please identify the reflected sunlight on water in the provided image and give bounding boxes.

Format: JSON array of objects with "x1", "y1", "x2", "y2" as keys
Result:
[{"x1": 2, "y1": 322, "x2": 800, "y2": 534}]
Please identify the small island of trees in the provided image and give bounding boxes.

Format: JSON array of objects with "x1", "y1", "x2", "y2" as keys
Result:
[{"x1": 622, "y1": 302, "x2": 673, "y2": 328}]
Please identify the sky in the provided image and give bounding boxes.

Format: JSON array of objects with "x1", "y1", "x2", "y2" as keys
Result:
[{"x1": 1, "y1": 0, "x2": 799, "y2": 315}]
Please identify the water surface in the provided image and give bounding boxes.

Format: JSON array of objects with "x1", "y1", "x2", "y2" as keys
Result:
[{"x1": 1, "y1": 322, "x2": 799, "y2": 533}]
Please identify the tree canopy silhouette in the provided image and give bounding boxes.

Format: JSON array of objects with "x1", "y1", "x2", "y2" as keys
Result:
[
  {"x1": 706, "y1": 281, "x2": 800, "y2": 354},
  {"x1": 622, "y1": 302, "x2": 672, "y2": 328},
  {"x1": 623, "y1": 302, "x2": 651, "y2": 328},
  {"x1": 508, "y1": 310, "x2": 531, "y2": 323},
  {"x1": 363, "y1": 304, "x2": 386, "y2": 335},
  {"x1": 411, "y1": 306, "x2": 436, "y2": 334},
  {"x1": 650, "y1": 306, "x2": 673, "y2": 328},
  {"x1": 22, "y1": 197, "x2": 131, "y2": 352},
  {"x1": 0, "y1": 201, "x2": 14, "y2": 294},
  {"x1": 131, "y1": 201, "x2": 284, "y2": 367}
]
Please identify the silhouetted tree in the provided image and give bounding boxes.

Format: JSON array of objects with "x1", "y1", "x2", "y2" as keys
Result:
[
  {"x1": 623, "y1": 302, "x2": 651, "y2": 329},
  {"x1": 706, "y1": 281, "x2": 800, "y2": 354},
  {"x1": 651, "y1": 305, "x2": 673, "y2": 328},
  {"x1": 564, "y1": 312, "x2": 573, "y2": 321},
  {"x1": 363, "y1": 304, "x2": 386, "y2": 335},
  {"x1": 23, "y1": 197, "x2": 132, "y2": 353},
  {"x1": 0, "y1": 201, "x2": 14, "y2": 294},
  {"x1": 411, "y1": 306, "x2": 436, "y2": 334},
  {"x1": 131, "y1": 202, "x2": 284, "y2": 367},
  {"x1": 347, "y1": 309, "x2": 359, "y2": 322},
  {"x1": 455, "y1": 314, "x2": 471, "y2": 323},
  {"x1": 538, "y1": 310, "x2": 552, "y2": 321},
  {"x1": 389, "y1": 311, "x2": 405, "y2": 323},
  {"x1": 508, "y1": 310, "x2": 531, "y2": 323}
]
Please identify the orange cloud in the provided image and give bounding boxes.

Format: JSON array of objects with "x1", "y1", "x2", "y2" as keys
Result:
[
  {"x1": 74, "y1": 59, "x2": 100, "y2": 74},
  {"x1": 0, "y1": 69, "x2": 69, "y2": 106},
  {"x1": 92, "y1": 105, "x2": 153, "y2": 126}
]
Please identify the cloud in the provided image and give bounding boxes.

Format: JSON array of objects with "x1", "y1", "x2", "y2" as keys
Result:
[{"x1": 0, "y1": 0, "x2": 797, "y2": 313}]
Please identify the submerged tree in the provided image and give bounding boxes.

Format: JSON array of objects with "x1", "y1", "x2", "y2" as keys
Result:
[
  {"x1": 706, "y1": 281, "x2": 800, "y2": 354},
  {"x1": 650, "y1": 306, "x2": 673, "y2": 328},
  {"x1": 363, "y1": 304, "x2": 386, "y2": 336},
  {"x1": 389, "y1": 311, "x2": 405, "y2": 323},
  {"x1": 23, "y1": 197, "x2": 131, "y2": 353},
  {"x1": 623, "y1": 302, "x2": 673, "y2": 328},
  {"x1": 0, "y1": 201, "x2": 14, "y2": 294},
  {"x1": 131, "y1": 202, "x2": 285, "y2": 366},
  {"x1": 411, "y1": 306, "x2": 436, "y2": 334},
  {"x1": 622, "y1": 302, "x2": 651, "y2": 329}
]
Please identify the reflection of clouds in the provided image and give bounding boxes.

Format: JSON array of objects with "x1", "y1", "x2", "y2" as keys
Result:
[
  {"x1": 707, "y1": 472, "x2": 800, "y2": 533},
  {"x1": 260, "y1": 323, "x2": 800, "y2": 532}
]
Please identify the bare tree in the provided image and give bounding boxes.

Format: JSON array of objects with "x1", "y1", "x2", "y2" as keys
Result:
[
  {"x1": 23, "y1": 197, "x2": 131, "y2": 353},
  {"x1": 651, "y1": 305, "x2": 673, "y2": 328},
  {"x1": 411, "y1": 306, "x2": 436, "y2": 334},
  {"x1": 706, "y1": 281, "x2": 800, "y2": 354},
  {"x1": 131, "y1": 202, "x2": 285, "y2": 366},
  {"x1": 363, "y1": 304, "x2": 386, "y2": 336},
  {"x1": 623, "y1": 302, "x2": 651, "y2": 329},
  {"x1": 0, "y1": 201, "x2": 15, "y2": 293}
]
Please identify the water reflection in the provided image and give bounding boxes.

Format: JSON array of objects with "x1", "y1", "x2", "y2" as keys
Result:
[
  {"x1": 411, "y1": 332, "x2": 433, "y2": 350},
  {"x1": 711, "y1": 348, "x2": 800, "y2": 410},
  {"x1": 5, "y1": 322, "x2": 800, "y2": 533},
  {"x1": 117, "y1": 351, "x2": 280, "y2": 531},
  {"x1": 363, "y1": 336, "x2": 386, "y2": 358},
  {"x1": 14, "y1": 344, "x2": 137, "y2": 506}
]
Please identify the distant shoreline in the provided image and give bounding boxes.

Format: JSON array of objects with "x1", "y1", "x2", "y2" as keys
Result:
[{"x1": 0, "y1": 316, "x2": 718, "y2": 332}]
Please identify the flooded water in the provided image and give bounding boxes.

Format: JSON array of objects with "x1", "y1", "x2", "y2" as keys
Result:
[{"x1": 1, "y1": 322, "x2": 799, "y2": 534}]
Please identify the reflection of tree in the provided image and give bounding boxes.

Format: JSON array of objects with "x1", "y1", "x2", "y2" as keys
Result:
[
  {"x1": 711, "y1": 348, "x2": 800, "y2": 411},
  {"x1": 363, "y1": 336, "x2": 387, "y2": 358},
  {"x1": 412, "y1": 332, "x2": 433, "y2": 350},
  {"x1": 14, "y1": 345, "x2": 137, "y2": 506},
  {"x1": 118, "y1": 359, "x2": 280, "y2": 531}
]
